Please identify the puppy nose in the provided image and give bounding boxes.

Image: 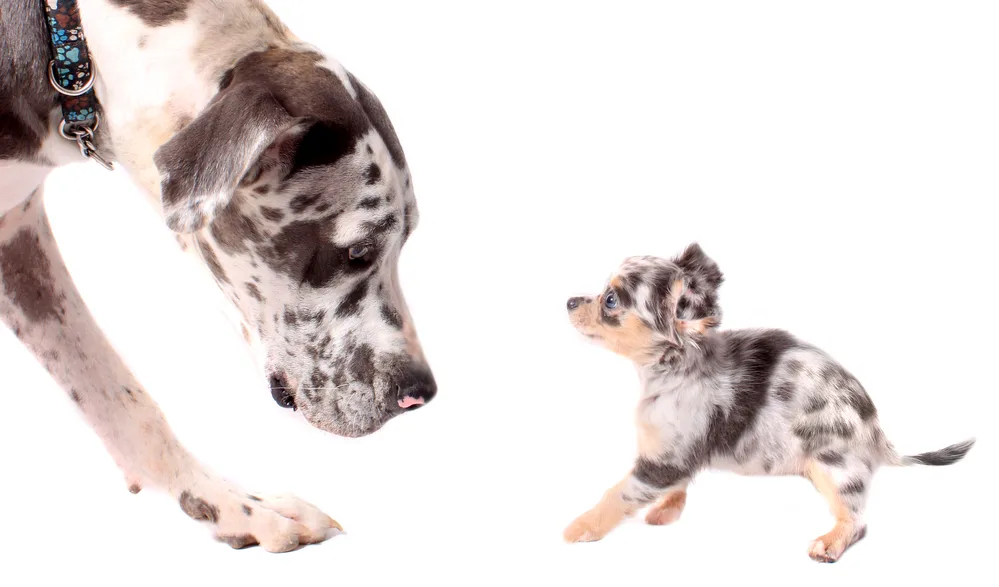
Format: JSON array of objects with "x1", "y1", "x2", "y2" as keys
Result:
[
  {"x1": 395, "y1": 366, "x2": 437, "y2": 411},
  {"x1": 269, "y1": 373, "x2": 296, "y2": 409},
  {"x1": 567, "y1": 297, "x2": 584, "y2": 310}
]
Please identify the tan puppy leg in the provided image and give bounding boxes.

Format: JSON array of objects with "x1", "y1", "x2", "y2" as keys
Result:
[
  {"x1": 645, "y1": 487, "x2": 688, "y2": 526},
  {"x1": 805, "y1": 460, "x2": 868, "y2": 563},
  {"x1": 564, "y1": 477, "x2": 639, "y2": 543}
]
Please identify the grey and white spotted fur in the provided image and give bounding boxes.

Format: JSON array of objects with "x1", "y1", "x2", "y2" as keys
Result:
[
  {"x1": 563, "y1": 243, "x2": 975, "y2": 562},
  {"x1": 2, "y1": 0, "x2": 434, "y2": 550}
]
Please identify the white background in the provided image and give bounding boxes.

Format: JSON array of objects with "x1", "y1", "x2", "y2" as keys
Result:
[{"x1": 1, "y1": 1, "x2": 995, "y2": 585}]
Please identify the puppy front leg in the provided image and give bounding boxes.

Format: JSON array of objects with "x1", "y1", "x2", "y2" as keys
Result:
[
  {"x1": 564, "y1": 460, "x2": 690, "y2": 543},
  {"x1": 1, "y1": 190, "x2": 340, "y2": 551}
]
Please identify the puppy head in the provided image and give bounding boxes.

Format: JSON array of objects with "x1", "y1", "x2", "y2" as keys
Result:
[
  {"x1": 154, "y1": 47, "x2": 434, "y2": 437},
  {"x1": 567, "y1": 243, "x2": 724, "y2": 364}
]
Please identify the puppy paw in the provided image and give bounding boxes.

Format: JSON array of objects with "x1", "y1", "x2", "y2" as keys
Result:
[
  {"x1": 808, "y1": 525, "x2": 865, "y2": 563},
  {"x1": 563, "y1": 512, "x2": 607, "y2": 543},
  {"x1": 808, "y1": 537, "x2": 844, "y2": 563},
  {"x1": 644, "y1": 491, "x2": 686, "y2": 526},
  {"x1": 644, "y1": 503, "x2": 682, "y2": 526},
  {"x1": 178, "y1": 483, "x2": 342, "y2": 552}
]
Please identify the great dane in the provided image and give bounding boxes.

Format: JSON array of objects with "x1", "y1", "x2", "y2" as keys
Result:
[{"x1": 1, "y1": 0, "x2": 435, "y2": 551}]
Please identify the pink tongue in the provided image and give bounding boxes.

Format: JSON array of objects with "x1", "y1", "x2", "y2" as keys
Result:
[{"x1": 398, "y1": 396, "x2": 425, "y2": 409}]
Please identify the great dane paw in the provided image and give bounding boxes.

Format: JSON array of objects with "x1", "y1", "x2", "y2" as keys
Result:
[{"x1": 178, "y1": 485, "x2": 342, "y2": 552}]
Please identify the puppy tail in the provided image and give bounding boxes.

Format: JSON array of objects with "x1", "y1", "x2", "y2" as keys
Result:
[{"x1": 886, "y1": 438, "x2": 976, "y2": 467}]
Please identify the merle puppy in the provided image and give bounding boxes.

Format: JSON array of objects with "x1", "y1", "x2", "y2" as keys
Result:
[{"x1": 563, "y1": 243, "x2": 974, "y2": 562}]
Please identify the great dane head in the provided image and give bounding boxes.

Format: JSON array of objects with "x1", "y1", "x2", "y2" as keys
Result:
[{"x1": 153, "y1": 47, "x2": 435, "y2": 437}]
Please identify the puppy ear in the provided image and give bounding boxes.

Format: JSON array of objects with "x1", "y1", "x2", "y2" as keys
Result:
[
  {"x1": 674, "y1": 243, "x2": 724, "y2": 291},
  {"x1": 154, "y1": 82, "x2": 297, "y2": 233},
  {"x1": 672, "y1": 242, "x2": 724, "y2": 323},
  {"x1": 666, "y1": 279, "x2": 720, "y2": 343}
]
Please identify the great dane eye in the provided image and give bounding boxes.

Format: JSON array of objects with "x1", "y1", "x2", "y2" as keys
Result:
[
  {"x1": 348, "y1": 245, "x2": 370, "y2": 261},
  {"x1": 603, "y1": 291, "x2": 618, "y2": 309}
]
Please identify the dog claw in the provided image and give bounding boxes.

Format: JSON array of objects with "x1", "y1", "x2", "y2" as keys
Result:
[{"x1": 328, "y1": 516, "x2": 344, "y2": 533}]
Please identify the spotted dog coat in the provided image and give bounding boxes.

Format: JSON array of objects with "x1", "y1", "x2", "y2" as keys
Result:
[
  {"x1": 563, "y1": 243, "x2": 974, "y2": 562},
  {"x1": 1, "y1": 0, "x2": 435, "y2": 551}
]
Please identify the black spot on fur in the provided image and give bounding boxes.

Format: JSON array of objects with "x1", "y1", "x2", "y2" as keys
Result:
[
  {"x1": 793, "y1": 421, "x2": 854, "y2": 453},
  {"x1": 245, "y1": 282, "x2": 264, "y2": 302},
  {"x1": 614, "y1": 284, "x2": 634, "y2": 308},
  {"x1": 804, "y1": 395, "x2": 828, "y2": 413},
  {"x1": 248, "y1": 495, "x2": 262, "y2": 502},
  {"x1": 260, "y1": 206, "x2": 284, "y2": 222},
  {"x1": 211, "y1": 201, "x2": 263, "y2": 254},
  {"x1": 261, "y1": 220, "x2": 321, "y2": 277},
  {"x1": 0, "y1": 228, "x2": 65, "y2": 324},
  {"x1": 600, "y1": 310, "x2": 621, "y2": 326},
  {"x1": 349, "y1": 344, "x2": 375, "y2": 387},
  {"x1": 242, "y1": 504, "x2": 253, "y2": 516},
  {"x1": 290, "y1": 193, "x2": 322, "y2": 214},
  {"x1": 364, "y1": 163, "x2": 381, "y2": 185},
  {"x1": 109, "y1": 0, "x2": 189, "y2": 27},
  {"x1": 774, "y1": 382, "x2": 795, "y2": 402},
  {"x1": 840, "y1": 478, "x2": 866, "y2": 495},
  {"x1": 364, "y1": 214, "x2": 398, "y2": 236},
  {"x1": 335, "y1": 281, "x2": 368, "y2": 317},
  {"x1": 290, "y1": 122, "x2": 359, "y2": 173},
  {"x1": 178, "y1": 491, "x2": 219, "y2": 523},
  {"x1": 70, "y1": 390, "x2": 81, "y2": 404},
  {"x1": 705, "y1": 330, "x2": 796, "y2": 456},
  {"x1": 785, "y1": 359, "x2": 805, "y2": 375},
  {"x1": 381, "y1": 304, "x2": 403, "y2": 329},
  {"x1": 634, "y1": 458, "x2": 690, "y2": 490},
  {"x1": 357, "y1": 196, "x2": 381, "y2": 210},
  {"x1": 816, "y1": 451, "x2": 845, "y2": 466},
  {"x1": 845, "y1": 384, "x2": 877, "y2": 421},
  {"x1": 194, "y1": 238, "x2": 229, "y2": 284}
]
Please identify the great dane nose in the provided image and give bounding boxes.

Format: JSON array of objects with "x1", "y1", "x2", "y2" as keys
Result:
[
  {"x1": 567, "y1": 297, "x2": 584, "y2": 311},
  {"x1": 395, "y1": 366, "x2": 437, "y2": 411},
  {"x1": 269, "y1": 373, "x2": 296, "y2": 409}
]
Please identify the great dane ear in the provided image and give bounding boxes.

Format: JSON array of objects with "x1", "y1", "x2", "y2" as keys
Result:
[{"x1": 154, "y1": 82, "x2": 297, "y2": 233}]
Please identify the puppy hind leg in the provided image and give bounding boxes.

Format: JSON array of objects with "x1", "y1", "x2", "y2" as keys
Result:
[
  {"x1": 645, "y1": 485, "x2": 688, "y2": 526},
  {"x1": 805, "y1": 459, "x2": 871, "y2": 563}
]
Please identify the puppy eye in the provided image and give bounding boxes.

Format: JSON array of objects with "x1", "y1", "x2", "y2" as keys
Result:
[
  {"x1": 348, "y1": 244, "x2": 370, "y2": 261},
  {"x1": 603, "y1": 291, "x2": 618, "y2": 309}
]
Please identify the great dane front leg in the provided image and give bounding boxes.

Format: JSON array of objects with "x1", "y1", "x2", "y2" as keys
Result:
[{"x1": 0, "y1": 189, "x2": 340, "y2": 551}]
